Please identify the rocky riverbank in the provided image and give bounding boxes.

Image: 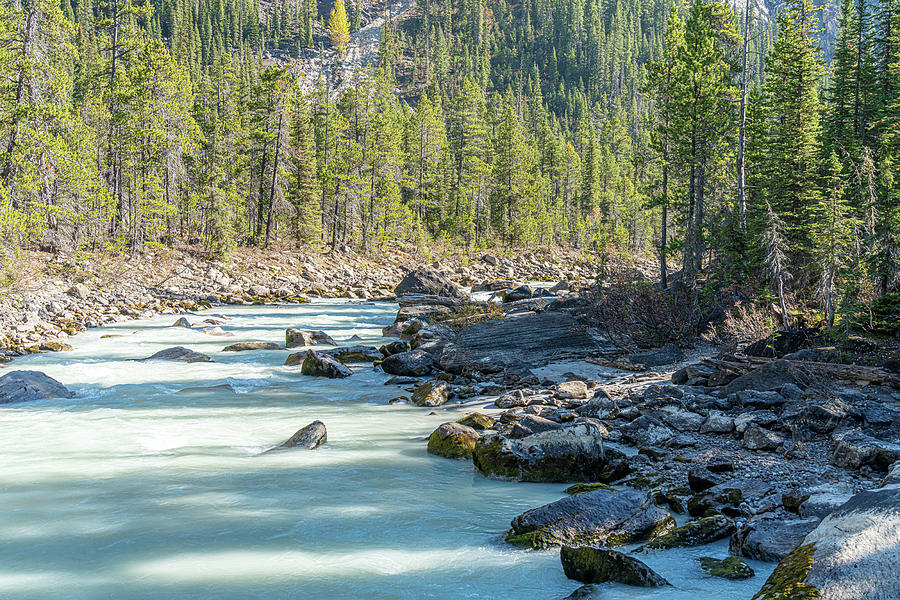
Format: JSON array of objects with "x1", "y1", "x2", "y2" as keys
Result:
[
  {"x1": 3, "y1": 249, "x2": 898, "y2": 599},
  {"x1": 0, "y1": 243, "x2": 605, "y2": 361}
]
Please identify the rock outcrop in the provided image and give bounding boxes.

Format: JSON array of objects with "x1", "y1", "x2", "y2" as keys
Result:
[{"x1": 285, "y1": 328, "x2": 336, "y2": 348}]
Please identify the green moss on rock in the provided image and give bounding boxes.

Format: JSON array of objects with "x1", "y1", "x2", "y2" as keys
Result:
[
  {"x1": 698, "y1": 556, "x2": 755, "y2": 580},
  {"x1": 457, "y1": 412, "x2": 495, "y2": 430},
  {"x1": 565, "y1": 482, "x2": 616, "y2": 495},
  {"x1": 752, "y1": 544, "x2": 821, "y2": 600},
  {"x1": 642, "y1": 515, "x2": 736, "y2": 550},
  {"x1": 427, "y1": 423, "x2": 479, "y2": 459}
]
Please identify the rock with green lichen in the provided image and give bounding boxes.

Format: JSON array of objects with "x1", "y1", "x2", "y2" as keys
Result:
[
  {"x1": 698, "y1": 556, "x2": 755, "y2": 580},
  {"x1": 560, "y1": 546, "x2": 669, "y2": 586},
  {"x1": 457, "y1": 412, "x2": 494, "y2": 430},
  {"x1": 506, "y1": 487, "x2": 675, "y2": 549},
  {"x1": 565, "y1": 482, "x2": 615, "y2": 495},
  {"x1": 427, "y1": 422, "x2": 480, "y2": 459},
  {"x1": 472, "y1": 422, "x2": 630, "y2": 483},
  {"x1": 299, "y1": 350, "x2": 352, "y2": 378},
  {"x1": 640, "y1": 515, "x2": 736, "y2": 550},
  {"x1": 753, "y1": 486, "x2": 900, "y2": 599},
  {"x1": 411, "y1": 381, "x2": 450, "y2": 407}
]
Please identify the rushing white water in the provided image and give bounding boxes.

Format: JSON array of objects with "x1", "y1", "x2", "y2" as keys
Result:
[{"x1": 0, "y1": 300, "x2": 772, "y2": 599}]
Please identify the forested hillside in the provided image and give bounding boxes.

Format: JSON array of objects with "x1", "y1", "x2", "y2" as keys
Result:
[{"x1": 0, "y1": 0, "x2": 898, "y2": 330}]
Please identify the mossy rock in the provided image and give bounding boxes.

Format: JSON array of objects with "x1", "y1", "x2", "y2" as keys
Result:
[
  {"x1": 565, "y1": 482, "x2": 615, "y2": 495},
  {"x1": 40, "y1": 341, "x2": 73, "y2": 352},
  {"x1": 654, "y1": 487, "x2": 692, "y2": 514},
  {"x1": 641, "y1": 515, "x2": 736, "y2": 550},
  {"x1": 698, "y1": 556, "x2": 755, "y2": 580},
  {"x1": 427, "y1": 422, "x2": 480, "y2": 459},
  {"x1": 561, "y1": 546, "x2": 669, "y2": 587},
  {"x1": 752, "y1": 544, "x2": 821, "y2": 599},
  {"x1": 457, "y1": 412, "x2": 495, "y2": 430}
]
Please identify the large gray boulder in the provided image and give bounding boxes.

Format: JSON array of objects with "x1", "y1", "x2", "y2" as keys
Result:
[
  {"x1": 285, "y1": 328, "x2": 336, "y2": 348},
  {"x1": 380, "y1": 349, "x2": 433, "y2": 376},
  {"x1": 724, "y1": 359, "x2": 811, "y2": 394},
  {"x1": 437, "y1": 311, "x2": 600, "y2": 373},
  {"x1": 831, "y1": 431, "x2": 900, "y2": 471},
  {"x1": 394, "y1": 268, "x2": 467, "y2": 298},
  {"x1": 753, "y1": 486, "x2": 900, "y2": 599},
  {"x1": 473, "y1": 422, "x2": 630, "y2": 483},
  {"x1": 730, "y1": 514, "x2": 821, "y2": 562},
  {"x1": 274, "y1": 421, "x2": 327, "y2": 450},
  {"x1": 298, "y1": 350, "x2": 352, "y2": 378},
  {"x1": 0, "y1": 371, "x2": 73, "y2": 405},
  {"x1": 508, "y1": 487, "x2": 674, "y2": 549},
  {"x1": 136, "y1": 346, "x2": 211, "y2": 363},
  {"x1": 560, "y1": 547, "x2": 669, "y2": 587}
]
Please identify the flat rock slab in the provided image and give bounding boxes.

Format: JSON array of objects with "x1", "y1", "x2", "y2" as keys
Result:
[
  {"x1": 438, "y1": 311, "x2": 600, "y2": 373},
  {"x1": 0, "y1": 371, "x2": 73, "y2": 404}
]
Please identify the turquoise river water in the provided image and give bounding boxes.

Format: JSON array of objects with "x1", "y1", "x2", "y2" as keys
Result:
[{"x1": 0, "y1": 300, "x2": 772, "y2": 599}]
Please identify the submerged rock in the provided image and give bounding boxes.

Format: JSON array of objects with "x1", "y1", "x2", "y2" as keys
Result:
[
  {"x1": 698, "y1": 556, "x2": 755, "y2": 580},
  {"x1": 0, "y1": 370, "x2": 73, "y2": 405},
  {"x1": 560, "y1": 546, "x2": 669, "y2": 587},
  {"x1": 640, "y1": 515, "x2": 736, "y2": 550},
  {"x1": 299, "y1": 350, "x2": 352, "y2": 378},
  {"x1": 274, "y1": 420, "x2": 327, "y2": 450},
  {"x1": 507, "y1": 487, "x2": 674, "y2": 549},
  {"x1": 136, "y1": 346, "x2": 211, "y2": 363},
  {"x1": 222, "y1": 342, "x2": 282, "y2": 351},
  {"x1": 473, "y1": 422, "x2": 630, "y2": 483},
  {"x1": 427, "y1": 422, "x2": 480, "y2": 459},
  {"x1": 285, "y1": 328, "x2": 336, "y2": 348},
  {"x1": 753, "y1": 486, "x2": 900, "y2": 599}
]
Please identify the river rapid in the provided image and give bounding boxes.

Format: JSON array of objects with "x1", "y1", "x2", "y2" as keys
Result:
[{"x1": 0, "y1": 300, "x2": 772, "y2": 599}]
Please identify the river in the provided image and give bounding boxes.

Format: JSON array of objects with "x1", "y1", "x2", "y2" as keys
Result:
[{"x1": 0, "y1": 300, "x2": 772, "y2": 599}]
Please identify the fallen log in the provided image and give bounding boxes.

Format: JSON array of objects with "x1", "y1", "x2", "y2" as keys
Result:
[{"x1": 700, "y1": 355, "x2": 900, "y2": 387}]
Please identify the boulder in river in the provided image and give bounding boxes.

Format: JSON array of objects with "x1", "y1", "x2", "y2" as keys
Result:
[
  {"x1": 299, "y1": 350, "x2": 352, "y2": 378},
  {"x1": 427, "y1": 422, "x2": 480, "y2": 459},
  {"x1": 319, "y1": 345, "x2": 382, "y2": 363},
  {"x1": 507, "y1": 487, "x2": 674, "y2": 549},
  {"x1": 640, "y1": 515, "x2": 735, "y2": 550},
  {"x1": 285, "y1": 328, "x2": 336, "y2": 348},
  {"x1": 411, "y1": 381, "x2": 450, "y2": 407},
  {"x1": 560, "y1": 546, "x2": 669, "y2": 587},
  {"x1": 380, "y1": 349, "x2": 434, "y2": 376},
  {"x1": 274, "y1": 421, "x2": 327, "y2": 450},
  {"x1": 698, "y1": 556, "x2": 755, "y2": 580},
  {"x1": 0, "y1": 370, "x2": 73, "y2": 405},
  {"x1": 171, "y1": 317, "x2": 192, "y2": 328},
  {"x1": 223, "y1": 342, "x2": 282, "y2": 352},
  {"x1": 394, "y1": 268, "x2": 467, "y2": 298},
  {"x1": 457, "y1": 412, "x2": 495, "y2": 430},
  {"x1": 752, "y1": 485, "x2": 900, "y2": 599},
  {"x1": 473, "y1": 422, "x2": 629, "y2": 483},
  {"x1": 136, "y1": 346, "x2": 211, "y2": 363}
]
